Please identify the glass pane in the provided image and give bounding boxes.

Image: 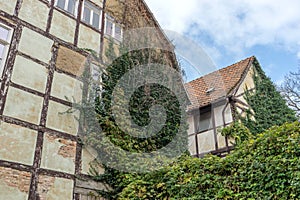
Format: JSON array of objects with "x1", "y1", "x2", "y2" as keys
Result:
[
  {"x1": 0, "y1": 44, "x2": 4, "y2": 56},
  {"x1": 0, "y1": 26, "x2": 9, "y2": 41},
  {"x1": 92, "y1": 12, "x2": 100, "y2": 29},
  {"x1": 67, "y1": 0, "x2": 76, "y2": 14},
  {"x1": 197, "y1": 112, "x2": 212, "y2": 132},
  {"x1": 106, "y1": 21, "x2": 113, "y2": 35},
  {"x1": 0, "y1": 44, "x2": 5, "y2": 63},
  {"x1": 91, "y1": 64, "x2": 100, "y2": 81},
  {"x1": 83, "y1": 7, "x2": 91, "y2": 23},
  {"x1": 115, "y1": 25, "x2": 122, "y2": 40},
  {"x1": 57, "y1": 0, "x2": 66, "y2": 9}
]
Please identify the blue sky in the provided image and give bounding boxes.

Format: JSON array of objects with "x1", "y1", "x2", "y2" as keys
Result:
[{"x1": 145, "y1": 0, "x2": 300, "y2": 84}]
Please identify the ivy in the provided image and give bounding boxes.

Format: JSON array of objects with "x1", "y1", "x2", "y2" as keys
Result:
[
  {"x1": 81, "y1": 49, "x2": 298, "y2": 199},
  {"x1": 88, "y1": 39, "x2": 188, "y2": 198},
  {"x1": 117, "y1": 122, "x2": 300, "y2": 199},
  {"x1": 240, "y1": 59, "x2": 297, "y2": 134},
  {"x1": 220, "y1": 122, "x2": 251, "y2": 145},
  {"x1": 96, "y1": 56, "x2": 299, "y2": 199},
  {"x1": 97, "y1": 47, "x2": 187, "y2": 153}
]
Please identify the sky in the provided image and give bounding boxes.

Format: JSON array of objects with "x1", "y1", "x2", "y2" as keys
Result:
[{"x1": 144, "y1": 0, "x2": 300, "y2": 84}]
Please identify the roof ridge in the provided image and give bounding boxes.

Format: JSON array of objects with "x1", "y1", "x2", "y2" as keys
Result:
[{"x1": 187, "y1": 56, "x2": 254, "y2": 84}]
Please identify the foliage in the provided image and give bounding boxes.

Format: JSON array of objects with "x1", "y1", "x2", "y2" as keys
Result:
[
  {"x1": 279, "y1": 67, "x2": 300, "y2": 118},
  {"x1": 86, "y1": 44, "x2": 298, "y2": 199},
  {"x1": 116, "y1": 122, "x2": 300, "y2": 199},
  {"x1": 105, "y1": 37, "x2": 117, "y2": 61},
  {"x1": 89, "y1": 39, "x2": 188, "y2": 198},
  {"x1": 220, "y1": 122, "x2": 251, "y2": 145},
  {"x1": 240, "y1": 59, "x2": 297, "y2": 134},
  {"x1": 97, "y1": 47, "x2": 187, "y2": 153}
]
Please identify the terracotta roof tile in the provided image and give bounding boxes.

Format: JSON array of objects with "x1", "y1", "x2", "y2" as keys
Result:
[{"x1": 185, "y1": 56, "x2": 254, "y2": 110}]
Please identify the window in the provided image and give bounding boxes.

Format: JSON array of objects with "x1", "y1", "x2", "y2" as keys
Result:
[
  {"x1": 90, "y1": 63, "x2": 101, "y2": 82},
  {"x1": 82, "y1": 1, "x2": 101, "y2": 29},
  {"x1": 0, "y1": 23, "x2": 13, "y2": 77},
  {"x1": 105, "y1": 15, "x2": 122, "y2": 41},
  {"x1": 114, "y1": 24, "x2": 122, "y2": 41},
  {"x1": 195, "y1": 111, "x2": 212, "y2": 132},
  {"x1": 90, "y1": 63, "x2": 102, "y2": 98},
  {"x1": 105, "y1": 19, "x2": 113, "y2": 36},
  {"x1": 56, "y1": 0, "x2": 77, "y2": 15}
]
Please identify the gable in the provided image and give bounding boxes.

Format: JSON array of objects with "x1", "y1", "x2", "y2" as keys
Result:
[{"x1": 186, "y1": 56, "x2": 255, "y2": 111}]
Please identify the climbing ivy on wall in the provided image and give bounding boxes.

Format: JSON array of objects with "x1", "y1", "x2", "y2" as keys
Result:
[
  {"x1": 86, "y1": 40, "x2": 188, "y2": 198},
  {"x1": 97, "y1": 44, "x2": 187, "y2": 153},
  {"x1": 240, "y1": 59, "x2": 297, "y2": 134}
]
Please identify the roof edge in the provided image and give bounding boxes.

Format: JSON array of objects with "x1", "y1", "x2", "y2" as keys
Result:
[
  {"x1": 187, "y1": 56, "x2": 255, "y2": 85},
  {"x1": 230, "y1": 56, "x2": 256, "y2": 97},
  {"x1": 140, "y1": 0, "x2": 175, "y2": 50}
]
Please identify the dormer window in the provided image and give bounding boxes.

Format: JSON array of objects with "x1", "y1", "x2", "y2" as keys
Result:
[{"x1": 206, "y1": 87, "x2": 215, "y2": 94}]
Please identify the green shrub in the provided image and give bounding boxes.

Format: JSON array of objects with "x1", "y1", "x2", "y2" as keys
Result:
[
  {"x1": 220, "y1": 122, "x2": 251, "y2": 144},
  {"x1": 116, "y1": 122, "x2": 300, "y2": 199}
]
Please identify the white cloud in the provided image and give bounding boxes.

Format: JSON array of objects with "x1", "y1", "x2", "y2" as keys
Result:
[
  {"x1": 145, "y1": 0, "x2": 300, "y2": 58},
  {"x1": 145, "y1": 0, "x2": 199, "y2": 33},
  {"x1": 297, "y1": 52, "x2": 300, "y2": 59}
]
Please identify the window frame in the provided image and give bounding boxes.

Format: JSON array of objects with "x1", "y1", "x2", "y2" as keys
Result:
[
  {"x1": 114, "y1": 23, "x2": 122, "y2": 41},
  {"x1": 55, "y1": 0, "x2": 79, "y2": 16},
  {"x1": 0, "y1": 23, "x2": 13, "y2": 79},
  {"x1": 195, "y1": 110, "x2": 213, "y2": 133},
  {"x1": 81, "y1": 1, "x2": 102, "y2": 30},
  {"x1": 89, "y1": 62, "x2": 103, "y2": 98},
  {"x1": 105, "y1": 15, "x2": 114, "y2": 36},
  {"x1": 105, "y1": 15, "x2": 123, "y2": 41}
]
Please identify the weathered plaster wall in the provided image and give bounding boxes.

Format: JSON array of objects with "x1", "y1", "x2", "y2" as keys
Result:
[
  {"x1": 50, "y1": 10, "x2": 76, "y2": 43},
  {"x1": 0, "y1": 167, "x2": 31, "y2": 199},
  {"x1": 3, "y1": 87, "x2": 44, "y2": 124},
  {"x1": 37, "y1": 175, "x2": 74, "y2": 200},
  {"x1": 213, "y1": 104, "x2": 232, "y2": 149},
  {"x1": 46, "y1": 101, "x2": 80, "y2": 134},
  {"x1": 81, "y1": 147, "x2": 105, "y2": 175},
  {"x1": 41, "y1": 134, "x2": 76, "y2": 174},
  {"x1": 18, "y1": 0, "x2": 49, "y2": 30},
  {"x1": 0, "y1": 122, "x2": 37, "y2": 165},
  {"x1": 78, "y1": 25, "x2": 101, "y2": 52},
  {"x1": 11, "y1": 56, "x2": 48, "y2": 93},
  {"x1": 0, "y1": 0, "x2": 174, "y2": 199},
  {"x1": 0, "y1": 1, "x2": 17, "y2": 15},
  {"x1": 197, "y1": 130, "x2": 216, "y2": 153},
  {"x1": 18, "y1": 27, "x2": 53, "y2": 63},
  {"x1": 236, "y1": 64, "x2": 255, "y2": 96},
  {"x1": 51, "y1": 71, "x2": 83, "y2": 102}
]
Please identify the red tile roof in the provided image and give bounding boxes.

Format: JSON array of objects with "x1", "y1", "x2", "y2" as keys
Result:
[{"x1": 185, "y1": 56, "x2": 255, "y2": 111}]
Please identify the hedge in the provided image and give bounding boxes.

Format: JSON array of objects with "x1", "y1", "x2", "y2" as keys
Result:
[{"x1": 116, "y1": 122, "x2": 300, "y2": 199}]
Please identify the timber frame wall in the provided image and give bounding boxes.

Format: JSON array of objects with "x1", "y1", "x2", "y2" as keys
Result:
[
  {"x1": 0, "y1": 0, "x2": 176, "y2": 199},
  {"x1": 187, "y1": 61, "x2": 256, "y2": 158}
]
